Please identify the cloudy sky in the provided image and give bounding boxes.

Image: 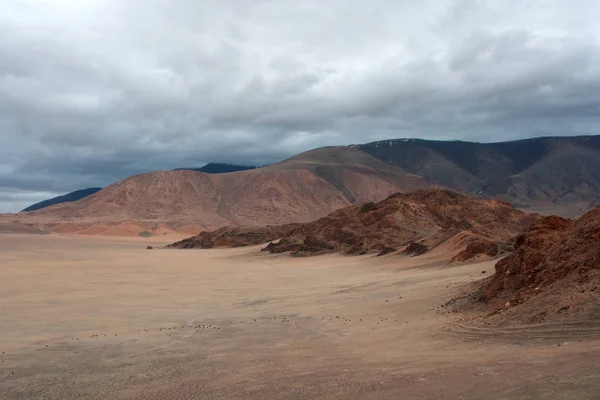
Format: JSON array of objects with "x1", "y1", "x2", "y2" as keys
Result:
[{"x1": 1, "y1": 0, "x2": 600, "y2": 212}]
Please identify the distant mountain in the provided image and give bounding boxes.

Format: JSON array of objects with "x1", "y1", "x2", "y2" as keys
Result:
[
  {"x1": 175, "y1": 163, "x2": 258, "y2": 174},
  {"x1": 21, "y1": 164, "x2": 256, "y2": 213},
  {"x1": 21, "y1": 188, "x2": 102, "y2": 212},
  {"x1": 7, "y1": 135, "x2": 600, "y2": 236},
  {"x1": 358, "y1": 135, "x2": 600, "y2": 217},
  {"x1": 10, "y1": 147, "x2": 428, "y2": 234}
]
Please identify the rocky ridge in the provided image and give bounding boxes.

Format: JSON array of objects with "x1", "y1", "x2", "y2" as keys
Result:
[{"x1": 170, "y1": 189, "x2": 537, "y2": 260}]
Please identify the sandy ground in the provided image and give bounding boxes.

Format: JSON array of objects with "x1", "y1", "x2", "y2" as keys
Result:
[{"x1": 1, "y1": 234, "x2": 599, "y2": 399}]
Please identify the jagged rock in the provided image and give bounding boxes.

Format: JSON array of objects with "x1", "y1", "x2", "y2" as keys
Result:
[
  {"x1": 402, "y1": 242, "x2": 428, "y2": 256},
  {"x1": 450, "y1": 239, "x2": 499, "y2": 263},
  {"x1": 360, "y1": 202, "x2": 378, "y2": 213},
  {"x1": 168, "y1": 224, "x2": 300, "y2": 249},
  {"x1": 477, "y1": 208, "x2": 600, "y2": 319},
  {"x1": 170, "y1": 189, "x2": 537, "y2": 258}
]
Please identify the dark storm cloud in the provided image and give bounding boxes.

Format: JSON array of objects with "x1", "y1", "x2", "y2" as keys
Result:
[{"x1": 1, "y1": 0, "x2": 600, "y2": 211}]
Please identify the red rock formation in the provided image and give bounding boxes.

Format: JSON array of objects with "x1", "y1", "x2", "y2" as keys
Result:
[
  {"x1": 480, "y1": 207, "x2": 600, "y2": 314},
  {"x1": 450, "y1": 239, "x2": 499, "y2": 263},
  {"x1": 260, "y1": 189, "x2": 536, "y2": 256},
  {"x1": 402, "y1": 242, "x2": 429, "y2": 257},
  {"x1": 170, "y1": 189, "x2": 537, "y2": 259},
  {"x1": 168, "y1": 224, "x2": 300, "y2": 249}
]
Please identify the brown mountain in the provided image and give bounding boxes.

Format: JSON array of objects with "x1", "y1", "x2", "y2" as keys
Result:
[
  {"x1": 476, "y1": 205, "x2": 600, "y2": 322},
  {"x1": 7, "y1": 147, "x2": 429, "y2": 235},
  {"x1": 4, "y1": 135, "x2": 599, "y2": 236},
  {"x1": 170, "y1": 189, "x2": 537, "y2": 259},
  {"x1": 359, "y1": 135, "x2": 600, "y2": 217}
]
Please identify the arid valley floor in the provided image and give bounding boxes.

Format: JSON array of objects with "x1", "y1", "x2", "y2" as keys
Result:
[{"x1": 1, "y1": 234, "x2": 600, "y2": 399}]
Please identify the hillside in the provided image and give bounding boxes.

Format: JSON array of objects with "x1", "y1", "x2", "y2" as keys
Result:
[
  {"x1": 170, "y1": 189, "x2": 537, "y2": 260},
  {"x1": 6, "y1": 148, "x2": 430, "y2": 235},
  {"x1": 5, "y1": 135, "x2": 600, "y2": 236},
  {"x1": 21, "y1": 188, "x2": 102, "y2": 212},
  {"x1": 476, "y1": 206, "x2": 600, "y2": 323},
  {"x1": 359, "y1": 135, "x2": 600, "y2": 216},
  {"x1": 21, "y1": 164, "x2": 258, "y2": 213}
]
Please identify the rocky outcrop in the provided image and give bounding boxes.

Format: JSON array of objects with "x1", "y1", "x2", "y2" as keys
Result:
[
  {"x1": 169, "y1": 189, "x2": 537, "y2": 257},
  {"x1": 402, "y1": 242, "x2": 429, "y2": 257},
  {"x1": 264, "y1": 235, "x2": 336, "y2": 257},
  {"x1": 168, "y1": 224, "x2": 300, "y2": 249},
  {"x1": 476, "y1": 207, "x2": 600, "y2": 320},
  {"x1": 255, "y1": 189, "x2": 536, "y2": 257},
  {"x1": 450, "y1": 239, "x2": 499, "y2": 263}
]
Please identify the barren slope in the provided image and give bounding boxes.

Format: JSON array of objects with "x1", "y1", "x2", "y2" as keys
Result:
[
  {"x1": 7, "y1": 135, "x2": 598, "y2": 236},
  {"x1": 475, "y1": 205, "x2": 600, "y2": 323},
  {"x1": 360, "y1": 135, "x2": 600, "y2": 216},
  {"x1": 172, "y1": 189, "x2": 537, "y2": 260},
  {"x1": 6, "y1": 147, "x2": 430, "y2": 235}
]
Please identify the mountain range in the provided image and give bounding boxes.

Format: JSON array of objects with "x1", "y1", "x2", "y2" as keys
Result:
[
  {"x1": 357, "y1": 135, "x2": 600, "y2": 215},
  {"x1": 5, "y1": 135, "x2": 600, "y2": 236},
  {"x1": 21, "y1": 163, "x2": 259, "y2": 212},
  {"x1": 21, "y1": 188, "x2": 103, "y2": 212}
]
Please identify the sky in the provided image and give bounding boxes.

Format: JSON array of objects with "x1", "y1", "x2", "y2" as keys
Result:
[{"x1": 1, "y1": 0, "x2": 600, "y2": 212}]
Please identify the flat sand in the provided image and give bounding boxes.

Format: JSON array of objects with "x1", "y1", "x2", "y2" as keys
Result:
[{"x1": 1, "y1": 234, "x2": 599, "y2": 399}]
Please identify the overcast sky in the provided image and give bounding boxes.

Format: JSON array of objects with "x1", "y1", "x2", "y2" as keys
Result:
[{"x1": 2, "y1": 0, "x2": 600, "y2": 212}]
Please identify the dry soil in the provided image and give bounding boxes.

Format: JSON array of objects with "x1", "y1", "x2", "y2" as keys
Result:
[{"x1": 1, "y1": 234, "x2": 599, "y2": 399}]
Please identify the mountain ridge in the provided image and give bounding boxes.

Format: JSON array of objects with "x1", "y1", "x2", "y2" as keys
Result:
[
  {"x1": 20, "y1": 163, "x2": 260, "y2": 212},
  {"x1": 4, "y1": 135, "x2": 600, "y2": 236},
  {"x1": 6, "y1": 147, "x2": 429, "y2": 234},
  {"x1": 359, "y1": 135, "x2": 600, "y2": 216},
  {"x1": 169, "y1": 188, "x2": 537, "y2": 260},
  {"x1": 21, "y1": 188, "x2": 103, "y2": 212}
]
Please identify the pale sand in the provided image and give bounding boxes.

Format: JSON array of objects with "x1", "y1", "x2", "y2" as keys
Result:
[{"x1": 1, "y1": 234, "x2": 599, "y2": 399}]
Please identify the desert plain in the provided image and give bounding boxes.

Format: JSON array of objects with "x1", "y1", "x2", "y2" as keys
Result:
[{"x1": 1, "y1": 233, "x2": 600, "y2": 399}]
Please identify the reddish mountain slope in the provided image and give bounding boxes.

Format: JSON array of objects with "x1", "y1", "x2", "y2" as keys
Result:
[
  {"x1": 171, "y1": 189, "x2": 537, "y2": 259},
  {"x1": 262, "y1": 189, "x2": 536, "y2": 256},
  {"x1": 477, "y1": 206, "x2": 600, "y2": 321},
  {"x1": 7, "y1": 147, "x2": 430, "y2": 235},
  {"x1": 8, "y1": 135, "x2": 598, "y2": 237}
]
